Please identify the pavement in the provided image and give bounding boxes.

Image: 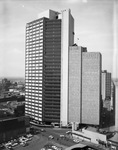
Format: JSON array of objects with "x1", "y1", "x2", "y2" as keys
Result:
[
  {"x1": 80, "y1": 140, "x2": 110, "y2": 150},
  {"x1": 3, "y1": 127, "x2": 74, "y2": 150},
  {"x1": 3, "y1": 126, "x2": 112, "y2": 150}
]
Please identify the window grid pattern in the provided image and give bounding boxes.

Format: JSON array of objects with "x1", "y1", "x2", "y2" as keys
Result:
[
  {"x1": 43, "y1": 19, "x2": 61, "y2": 123},
  {"x1": 25, "y1": 18, "x2": 44, "y2": 121}
]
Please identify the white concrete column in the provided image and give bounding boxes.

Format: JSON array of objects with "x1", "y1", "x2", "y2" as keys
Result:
[{"x1": 115, "y1": 81, "x2": 118, "y2": 131}]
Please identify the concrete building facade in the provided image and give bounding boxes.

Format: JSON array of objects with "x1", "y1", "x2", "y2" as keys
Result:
[
  {"x1": 82, "y1": 52, "x2": 102, "y2": 125},
  {"x1": 68, "y1": 46, "x2": 102, "y2": 126},
  {"x1": 60, "y1": 9, "x2": 74, "y2": 126},
  {"x1": 68, "y1": 46, "x2": 86, "y2": 124}
]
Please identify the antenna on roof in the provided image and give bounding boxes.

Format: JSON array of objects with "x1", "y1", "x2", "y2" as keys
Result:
[{"x1": 77, "y1": 38, "x2": 79, "y2": 46}]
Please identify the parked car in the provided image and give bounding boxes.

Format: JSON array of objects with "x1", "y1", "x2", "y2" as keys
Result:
[
  {"x1": 27, "y1": 133, "x2": 33, "y2": 138},
  {"x1": 24, "y1": 134, "x2": 32, "y2": 140},
  {"x1": 49, "y1": 135, "x2": 54, "y2": 139},
  {"x1": 40, "y1": 128, "x2": 46, "y2": 132},
  {"x1": 73, "y1": 139, "x2": 80, "y2": 143},
  {"x1": 66, "y1": 131, "x2": 71, "y2": 134},
  {"x1": 52, "y1": 145, "x2": 58, "y2": 150},
  {"x1": 5, "y1": 142, "x2": 12, "y2": 150},
  {"x1": 19, "y1": 136, "x2": 28, "y2": 143},
  {"x1": 11, "y1": 142, "x2": 18, "y2": 147},
  {"x1": 20, "y1": 142, "x2": 28, "y2": 147},
  {"x1": 60, "y1": 134, "x2": 64, "y2": 138}
]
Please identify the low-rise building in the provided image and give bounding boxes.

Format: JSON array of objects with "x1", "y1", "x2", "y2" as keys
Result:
[
  {"x1": 72, "y1": 127, "x2": 107, "y2": 144},
  {"x1": 0, "y1": 116, "x2": 30, "y2": 143}
]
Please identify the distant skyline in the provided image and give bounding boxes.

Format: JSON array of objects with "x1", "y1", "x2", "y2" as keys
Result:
[{"x1": 0, "y1": 0, "x2": 117, "y2": 78}]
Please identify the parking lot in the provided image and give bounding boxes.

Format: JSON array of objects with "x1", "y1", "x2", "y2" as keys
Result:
[
  {"x1": 14, "y1": 134, "x2": 47, "y2": 150},
  {"x1": 1, "y1": 127, "x2": 75, "y2": 150}
]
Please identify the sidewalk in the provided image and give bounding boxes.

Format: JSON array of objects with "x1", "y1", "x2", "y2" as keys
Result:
[{"x1": 81, "y1": 140, "x2": 110, "y2": 150}]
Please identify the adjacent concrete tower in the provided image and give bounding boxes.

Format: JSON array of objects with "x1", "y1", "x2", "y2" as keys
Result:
[
  {"x1": 68, "y1": 46, "x2": 102, "y2": 126},
  {"x1": 82, "y1": 51, "x2": 102, "y2": 125},
  {"x1": 68, "y1": 46, "x2": 83, "y2": 124}
]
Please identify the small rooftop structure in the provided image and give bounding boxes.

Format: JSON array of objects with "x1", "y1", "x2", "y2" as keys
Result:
[{"x1": 38, "y1": 9, "x2": 60, "y2": 20}]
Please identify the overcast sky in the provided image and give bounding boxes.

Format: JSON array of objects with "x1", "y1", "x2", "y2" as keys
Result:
[{"x1": 0, "y1": 0, "x2": 117, "y2": 78}]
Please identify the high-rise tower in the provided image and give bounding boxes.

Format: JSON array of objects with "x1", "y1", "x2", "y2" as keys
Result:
[
  {"x1": 25, "y1": 10, "x2": 61, "y2": 123},
  {"x1": 25, "y1": 9, "x2": 74, "y2": 124},
  {"x1": 68, "y1": 46, "x2": 102, "y2": 126}
]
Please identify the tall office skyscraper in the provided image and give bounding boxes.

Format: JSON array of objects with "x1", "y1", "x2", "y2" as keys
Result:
[
  {"x1": 25, "y1": 9, "x2": 74, "y2": 124},
  {"x1": 68, "y1": 46, "x2": 102, "y2": 126}
]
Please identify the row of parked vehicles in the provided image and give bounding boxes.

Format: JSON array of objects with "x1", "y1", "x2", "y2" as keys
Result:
[
  {"x1": 3, "y1": 133, "x2": 33, "y2": 149},
  {"x1": 41, "y1": 145, "x2": 60, "y2": 150}
]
